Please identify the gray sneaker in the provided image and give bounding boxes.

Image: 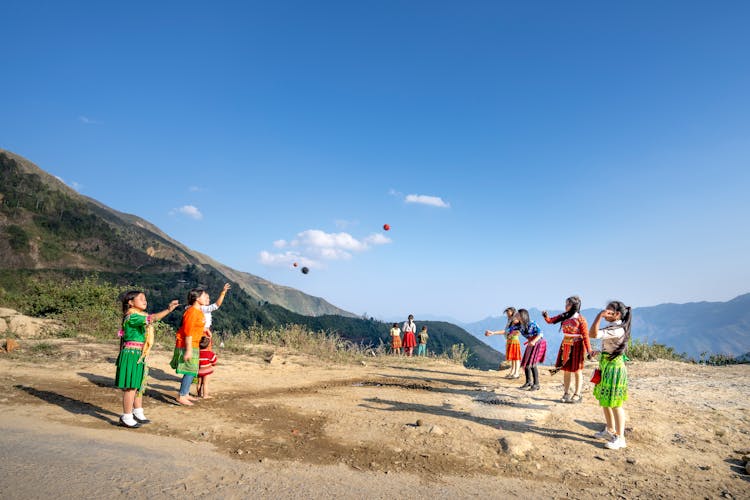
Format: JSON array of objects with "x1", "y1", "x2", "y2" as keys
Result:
[{"x1": 594, "y1": 428, "x2": 615, "y2": 440}]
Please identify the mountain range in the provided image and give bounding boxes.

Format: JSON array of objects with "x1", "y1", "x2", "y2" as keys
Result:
[{"x1": 0, "y1": 149, "x2": 501, "y2": 369}]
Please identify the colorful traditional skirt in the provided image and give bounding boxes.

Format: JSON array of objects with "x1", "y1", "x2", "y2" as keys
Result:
[
  {"x1": 403, "y1": 332, "x2": 417, "y2": 348},
  {"x1": 170, "y1": 347, "x2": 200, "y2": 375},
  {"x1": 505, "y1": 336, "x2": 521, "y2": 361},
  {"x1": 391, "y1": 336, "x2": 402, "y2": 349},
  {"x1": 115, "y1": 345, "x2": 146, "y2": 390},
  {"x1": 593, "y1": 353, "x2": 628, "y2": 408},
  {"x1": 555, "y1": 337, "x2": 586, "y2": 372},
  {"x1": 521, "y1": 338, "x2": 547, "y2": 367}
]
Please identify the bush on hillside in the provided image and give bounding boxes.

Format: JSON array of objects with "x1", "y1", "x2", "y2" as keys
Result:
[{"x1": 626, "y1": 339, "x2": 690, "y2": 362}]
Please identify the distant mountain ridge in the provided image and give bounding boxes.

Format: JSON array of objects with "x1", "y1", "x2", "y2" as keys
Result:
[{"x1": 462, "y1": 298, "x2": 750, "y2": 359}]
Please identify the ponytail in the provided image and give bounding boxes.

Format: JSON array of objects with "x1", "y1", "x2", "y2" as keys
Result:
[
  {"x1": 607, "y1": 301, "x2": 632, "y2": 358},
  {"x1": 549, "y1": 296, "x2": 581, "y2": 327}
]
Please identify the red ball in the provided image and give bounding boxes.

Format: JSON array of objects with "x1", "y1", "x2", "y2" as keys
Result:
[{"x1": 383, "y1": 224, "x2": 390, "y2": 231}]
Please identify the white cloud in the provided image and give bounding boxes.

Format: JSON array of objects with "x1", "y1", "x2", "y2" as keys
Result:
[
  {"x1": 79, "y1": 116, "x2": 100, "y2": 125},
  {"x1": 54, "y1": 176, "x2": 83, "y2": 192},
  {"x1": 173, "y1": 205, "x2": 203, "y2": 220},
  {"x1": 260, "y1": 228, "x2": 392, "y2": 268},
  {"x1": 405, "y1": 194, "x2": 450, "y2": 208},
  {"x1": 364, "y1": 233, "x2": 391, "y2": 245},
  {"x1": 259, "y1": 251, "x2": 319, "y2": 268}
]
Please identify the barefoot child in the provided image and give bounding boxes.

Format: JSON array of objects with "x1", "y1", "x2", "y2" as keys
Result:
[
  {"x1": 543, "y1": 296, "x2": 591, "y2": 403},
  {"x1": 589, "y1": 300, "x2": 632, "y2": 450},
  {"x1": 402, "y1": 314, "x2": 417, "y2": 357},
  {"x1": 197, "y1": 335, "x2": 218, "y2": 398},
  {"x1": 390, "y1": 323, "x2": 402, "y2": 355},
  {"x1": 116, "y1": 291, "x2": 179, "y2": 428},
  {"x1": 518, "y1": 308, "x2": 546, "y2": 391},
  {"x1": 171, "y1": 288, "x2": 209, "y2": 406},
  {"x1": 485, "y1": 307, "x2": 521, "y2": 378}
]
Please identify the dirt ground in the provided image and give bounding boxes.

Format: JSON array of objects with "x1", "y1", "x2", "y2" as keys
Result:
[{"x1": 1, "y1": 337, "x2": 749, "y2": 499}]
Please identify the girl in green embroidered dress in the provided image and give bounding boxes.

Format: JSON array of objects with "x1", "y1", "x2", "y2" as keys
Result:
[
  {"x1": 116, "y1": 291, "x2": 179, "y2": 428},
  {"x1": 588, "y1": 300, "x2": 632, "y2": 450}
]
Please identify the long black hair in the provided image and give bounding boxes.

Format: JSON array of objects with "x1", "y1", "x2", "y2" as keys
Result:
[
  {"x1": 606, "y1": 300, "x2": 632, "y2": 358},
  {"x1": 503, "y1": 307, "x2": 517, "y2": 329},
  {"x1": 548, "y1": 296, "x2": 581, "y2": 325},
  {"x1": 186, "y1": 288, "x2": 206, "y2": 306},
  {"x1": 120, "y1": 290, "x2": 144, "y2": 320}
]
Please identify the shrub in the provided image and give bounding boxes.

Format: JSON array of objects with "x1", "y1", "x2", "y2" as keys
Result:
[{"x1": 626, "y1": 339, "x2": 689, "y2": 362}]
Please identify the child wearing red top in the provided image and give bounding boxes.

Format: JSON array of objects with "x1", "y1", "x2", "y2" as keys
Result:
[
  {"x1": 197, "y1": 335, "x2": 218, "y2": 399},
  {"x1": 543, "y1": 295, "x2": 592, "y2": 403}
]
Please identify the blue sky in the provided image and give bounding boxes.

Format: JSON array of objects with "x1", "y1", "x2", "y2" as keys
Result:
[{"x1": 2, "y1": 1, "x2": 749, "y2": 322}]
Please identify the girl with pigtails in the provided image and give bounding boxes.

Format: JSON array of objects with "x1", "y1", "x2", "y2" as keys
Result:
[
  {"x1": 589, "y1": 300, "x2": 632, "y2": 450},
  {"x1": 543, "y1": 295, "x2": 591, "y2": 403}
]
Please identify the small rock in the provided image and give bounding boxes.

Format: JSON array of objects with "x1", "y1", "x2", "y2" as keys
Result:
[
  {"x1": 626, "y1": 458, "x2": 637, "y2": 465},
  {"x1": 734, "y1": 448, "x2": 750, "y2": 455},
  {"x1": 416, "y1": 419, "x2": 423, "y2": 427},
  {"x1": 715, "y1": 429, "x2": 726, "y2": 437},
  {"x1": 594, "y1": 455, "x2": 607, "y2": 461},
  {"x1": 360, "y1": 361, "x2": 367, "y2": 366},
  {"x1": 429, "y1": 425, "x2": 444, "y2": 436},
  {"x1": 698, "y1": 465, "x2": 711, "y2": 471},
  {"x1": 721, "y1": 491, "x2": 732, "y2": 499},
  {"x1": 263, "y1": 354, "x2": 275, "y2": 363},
  {"x1": 746, "y1": 463, "x2": 750, "y2": 475},
  {"x1": 236, "y1": 449, "x2": 243, "y2": 455}
]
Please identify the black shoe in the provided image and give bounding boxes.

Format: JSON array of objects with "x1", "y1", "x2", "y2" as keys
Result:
[
  {"x1": 519, "y1": 383, "x2": 531, "y2": 390},
  {"x1": 133, "y1": 415, "x2": 151, "y2": 424},
  {"x1": 119, "y1": 416, "x2": 141, "y2": 428},
  {"x1": 529, "y1": 384, "x2": 540, "y2": 391}
]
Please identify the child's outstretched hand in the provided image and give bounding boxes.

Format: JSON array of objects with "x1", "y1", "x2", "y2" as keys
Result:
[{"x1": 222, "y1": 283, "x2": 231, "y2": 293}]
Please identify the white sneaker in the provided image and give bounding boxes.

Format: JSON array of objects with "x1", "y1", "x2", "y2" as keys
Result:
[
  {"x1": 594, "y1": 428, "x2": 615, "y2": 440},
  {"x1": 604, "y1": 436, "x2": 627, "y2": 450}
]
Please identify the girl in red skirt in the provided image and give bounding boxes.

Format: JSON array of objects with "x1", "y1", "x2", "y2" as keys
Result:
[
  {"x1": 402, "y1": 314, "x2": 417, "y2": 357},
  {"x1": 543, "y1": 295, "x2": 591, "y2": 403},
  {"x1": 485, "y1": 307, "x2": 521, "y2": 378}
]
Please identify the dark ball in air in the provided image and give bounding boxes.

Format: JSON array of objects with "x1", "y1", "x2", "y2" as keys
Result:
[{"x1": 301, "y1": 267, "x2": 310, "y2": 274}]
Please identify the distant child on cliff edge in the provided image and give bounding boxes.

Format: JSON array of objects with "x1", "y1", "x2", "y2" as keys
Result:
[
  {"x1": 197, "y1": 335, "x2": 218, "y2": 399},
  {"x1": 402, "y1": 314, "x2": 418, "y2": 357},
  {"x1": 116, "y1": 291, "x2": 179, "y2": 427},
  {"x1": 417, "y1": 326, "x2": 429, "y2": 356},
  {"x1": 390, "y1": 323, "x2": 402, "y2": 355}
]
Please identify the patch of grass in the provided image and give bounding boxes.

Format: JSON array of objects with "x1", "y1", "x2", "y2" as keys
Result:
[
  {"x1": 29, "y1": 342, "x2": 60, "y2": 355},
  {"x1": 627, "y1": 339, "x2": 689, "y2": 362}
]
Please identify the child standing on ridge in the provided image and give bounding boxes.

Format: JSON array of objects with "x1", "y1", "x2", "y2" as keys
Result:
[
  {"x1": 543, "y1": 295, "x2": 591, "y2": 403},
  {"x1": 485, "y1": 307, "x2": 521, "y2": 378},
  {"x1": 417, "y1": 326, "x2": 429, "y2": 356},
  {"x1": 517, "y1": 308, "x2": 546, "y2": 391},
  {"x1": 402, "y1": 314, "x2": 418, "y2": 357},
  {"x1": 589, "y1": 300, "x2": 632, "y2": 450},
  {"x1": 116, "y1": 291, "x2": 179, "y2": 428},
  {"x1": 390, "y1": 323, "x2": 402, "y2": 355},
  {"x1": 197, "y1": 335, "x2": 218, "y2": 399}
]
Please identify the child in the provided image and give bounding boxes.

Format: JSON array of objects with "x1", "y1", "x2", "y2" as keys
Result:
[
  {"x1": 402, "y1": 314, "x2": 417, "y2": 357},
  {"x1": 115, "y1": 291, "x2": 179, "y2": 428},
  {"x1": 200, "y1": 283, "x2": 231, "y2": 345},
  {"x1": 197, "y1": 335, "x2": 218, "y2": 399},
  {"x1": 170, "y1": 288, "x2": 209, "y2": 406},
  {"x1": 517, "y1": 308, "x2": 546, "y2": 391},
  {"x1": 485, "y1": 307, "x2": 521, "y2": 378},
  {"x1": 589, "y1": 300, "x2": 632, "y2": 450},
  {"x1": 390, "y1": 323, "x2": 402, "y2": 355},
  {"x1": 416, "y1": 326, "x2": 429, "y2": 356},
  {"x1": 543, "y1": 295, "x2": 591, "y2": 403}
]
